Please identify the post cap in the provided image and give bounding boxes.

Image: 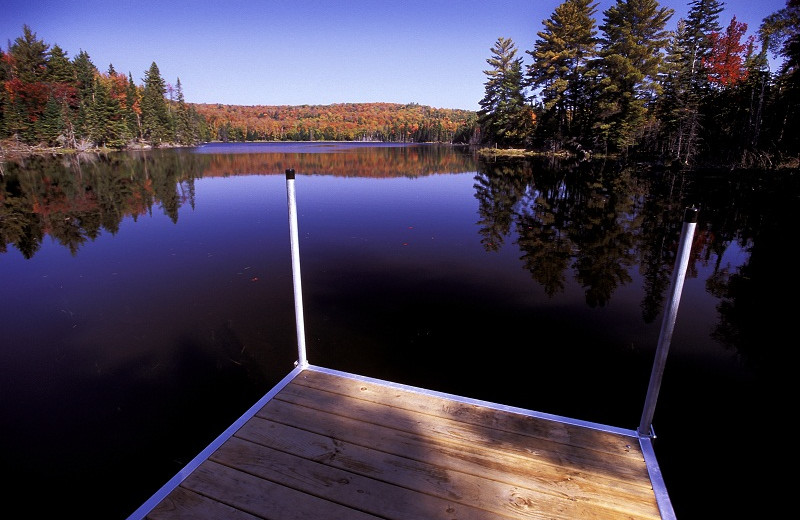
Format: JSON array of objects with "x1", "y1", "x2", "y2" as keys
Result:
[
  {"x1": 683, "y1": 206, "x2": 698, "y2": 223},
  {"x1": 285, "y1": 168, "x2": 295, "y2": 180}
]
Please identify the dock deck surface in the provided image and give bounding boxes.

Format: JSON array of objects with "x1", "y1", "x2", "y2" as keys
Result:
[{"x1": 130, "y1": 366, "x2": 672, "y2": 519}]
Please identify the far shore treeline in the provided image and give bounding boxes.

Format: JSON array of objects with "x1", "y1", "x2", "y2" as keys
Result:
[
  {"x1": 2, "y1": 0, "x2": 799, "y2": 169},
  {"x1": 0, "y1": 25, "x2": 478, "y2": 153}
]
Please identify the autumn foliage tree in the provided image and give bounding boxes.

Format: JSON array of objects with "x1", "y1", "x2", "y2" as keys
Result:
[
  {"x1": 0, "y1": 26, "x2": 204, "y2": 149},
  {"x1": 705, "y1": 16, "x2": 752, "y2": 87}
]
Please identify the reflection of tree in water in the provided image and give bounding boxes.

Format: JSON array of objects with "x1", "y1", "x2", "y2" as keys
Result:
[
  {"x1": 475, "y1": 157, "x2": 643, "y2": 305},
  {"x1": 475, "y1": 156, "x2": 797, "y2": 367},
  {"x1": 197, "y1": 144, "x2": 477, "y2": 178},
  {"x1": 0, "y1": 151, "x2": 206, "y2": 257},
  {"x1": 701, "y1": 170, "x2": 799, "y2": 375},
  {"x1": 472, "y1": 161, "x2": 529, "y2": 252},
  {"x1": 1, "y1": 145, "x2": 475, "y2": 258}
]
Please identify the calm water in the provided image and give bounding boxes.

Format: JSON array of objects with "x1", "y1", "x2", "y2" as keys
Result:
[{"x1": 1, "y1": 142, "x2": 792, "y2": 518}]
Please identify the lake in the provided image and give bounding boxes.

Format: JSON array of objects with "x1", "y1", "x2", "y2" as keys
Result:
[{"x1": 1, "y1": 142, "x2": 791, "y2": 518}]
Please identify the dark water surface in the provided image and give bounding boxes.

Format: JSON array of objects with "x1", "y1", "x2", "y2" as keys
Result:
[{"x1": 1, "y1": 142, "x2": 792, "y2": 518}]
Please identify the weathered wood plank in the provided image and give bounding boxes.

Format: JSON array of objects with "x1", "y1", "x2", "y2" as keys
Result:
[
  {"x1": 180, "y1": 460, "x2": 383, "y2": 520},
  {"x1": 274, "y1": 378, "x2": 653, "y2": 486},
  {"x1": 137, "y1": 369, "x2": 667, "y2": 520},
  {"x1": 146, "y1": 486, "x2": 260, "y2": 520},
  {"x1": 294, "y1": 369, "x2": 641, "y2": 458},
  {"x1": 237, "y1": 412, "x2": 658, "y2": 520},
  {"x1": 213, "y1": 435, "x2": 512, "y2": 520}
]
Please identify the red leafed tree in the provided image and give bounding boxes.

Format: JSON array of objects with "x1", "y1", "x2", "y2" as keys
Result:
[{"x1": 704, "y1": 16, "x2": 753, "y2": 88}]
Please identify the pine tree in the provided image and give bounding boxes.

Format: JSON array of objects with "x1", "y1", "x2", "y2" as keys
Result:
[
  {"x1": 779, "y1": 1, "x2": 800, "y2": 157},
  {"x1": 174, "y1": 77, "x2": 193, "y2": 145},
  {"x1": 72, "y1": 50, "x2": 98, "y2": 139},
  {"x1": 478, "y1": 37, "x2": 533, "y2": 147},
  {"x1": 86, "y1": 75, "x2": 128, "y2": 148},
  {"x1": 125, "y1": 72, "x2": 142, "y2": 140},
  {"x1": 0, "y1": 48, "x2": 8, "y2": 137},
  {"x1": 141, "y1": 61, "x2": 172, "y2": 145},
  {"x1": 685, "y1": 0, "x2": 724, "y2": 88},
  {"x1": 737, "y1": 39, "x2": 771, "y2": 161},
  {"x1": 45, "y1": 44, "x2": 74, "y2": 83},
  {"x1": 37, "y1": 93, "x2": 63, "y2": 145},
  {"x1": 657, "y1": 19, "x2": 700, "y2": 162},
  {"x1": 594, "y1": 0, "x2": 674, "y2": 152},
  {"x1": 526, "y1": 0, "x2": 599, "y2": 148},
  {"x1": 44, "y1": 44, "x2": 79, "y2": 147},
  {"x1": 8, "y1": 25, "x2": 48, "y2": 83},
  {"x1": 5, "y1": 25, "x2": 50, "y2": 141}
]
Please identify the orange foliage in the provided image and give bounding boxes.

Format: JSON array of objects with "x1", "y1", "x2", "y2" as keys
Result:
[
  {"x1": 193, "y1": 102, "x2": 476, "y2": 142},
  {"x1": 704, "y1": 17, "x2": 752, "y2": 88}
]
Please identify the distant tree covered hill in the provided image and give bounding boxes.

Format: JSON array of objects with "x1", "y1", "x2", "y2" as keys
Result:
[
  {"x1": 192, "y1": 102, "x2": 478, "y2": 143},
  {"x1": 0, "y1": 25, "x2": 479, "y2": 153}
]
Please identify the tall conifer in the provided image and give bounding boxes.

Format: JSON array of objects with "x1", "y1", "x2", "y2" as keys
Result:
[
  {"x1": 174, "y1": 77, "x2": 193, "y2": 145},
  {"x1": 141, "y1": 62, "x2": 172, "y2": 145},
  {"x1": 45, "y1": 45, "x2": 74, "y2": 83},
  {"x1": 125, "y1": 72, "x2": 141, "y2": 140},
  {"x1": 8, "y1": 25, "x2": 48, "y2": 83},
  {"x1": 594, "y1": 0, "x2": 673, "y2": 152},
  {"x1": 527, "y1": 0, "x2": 598, "y2": 148},
  {"x1": 5, "y1": 25, "x2": 50, "y2": 141},
  {"x1": 478, "y1": 37, "x2": 532, "y2": 147}
]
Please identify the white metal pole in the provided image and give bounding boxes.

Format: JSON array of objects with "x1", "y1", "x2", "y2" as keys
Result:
[
  {"x1": 285, "y1": 169, "x2": 308, "y2": 368},
  {"x1": 638, "y1": 206, "x2": 698, "y2": 437}
]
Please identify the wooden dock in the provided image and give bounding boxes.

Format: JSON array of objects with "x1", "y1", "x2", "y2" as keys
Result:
[{"x1": 128, "y1": 365, "x2": 674, "y2": 520}]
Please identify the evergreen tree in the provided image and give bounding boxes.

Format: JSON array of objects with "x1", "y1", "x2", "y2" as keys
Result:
[
  {"x1": 85, "y1": 75, "x2": 127, "y2": 148},
  {"x1": 684, "y1": 0, "x2": 725, "y2": 88},
  {"x1": 36, "y1": 93, "x2": 63, "y2": 145},
  {"x1": 45, "y1": 44, "x2": 74, "y2": 83},
  {"x1": 478, "y1": 37, "x2": 532, "y2": 147},
  {"x1": 677, "y1": 0, "x2": 725, "y2": 161},
  {"x1": 72, "y1": 50, "x2": 98, "y2": 139},
  {"x1": 0, "y1": 49, "x2": 7, "y2": 136},
  {"x1": 45, "y1": 44, "x2": 79, "y2": 148},
  {"x1": 140, "y1": 61, "x2": 172, "y2": 145},
  {"x1": 594, "y1": 0, "x2": 673, "y2": 152},
  {"x1": 737, "y1": 38, "x2": 771, "y2": 162},
  {"x1": 658, "y1": 19, "x2": 702, "y2": 162},
  {"x1": 72, "y1": 50, "x2": 97, "y2": 98},
  {"x1": 5, "y1": 25, "x2": 50, "y2": 141},
  {"x1": 174, "y1": 77, "x2": 193, "y2": 145},
  {"x1": 8, "y1": 25, "x2": 48, "y2": 83},
  {"x1": 526, "y1": 0, "x2": 599, "y2": 149},
  {"x1": 125, "y1": 71, "x2": 142, "y2": 140},
  {"x1": 766, "y1": 0, "x2": 800, "y2": 157}
]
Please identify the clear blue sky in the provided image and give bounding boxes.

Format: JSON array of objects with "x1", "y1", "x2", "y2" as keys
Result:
[{"x1": 1, "y1": 0, "x2": 788, "y2": 111}]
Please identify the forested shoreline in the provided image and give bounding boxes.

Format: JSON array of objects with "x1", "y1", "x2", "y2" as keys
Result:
[
  {"x1": 478, "y1": 0, "x2": 800, "y2": 168},
  {"x1": 2, "y1": 0, "x2": 799, "y2": 169},
  {"x1": 0, "y1": 26, "x2": 478, "y2": 157}
]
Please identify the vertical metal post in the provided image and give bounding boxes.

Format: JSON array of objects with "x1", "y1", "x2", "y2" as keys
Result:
[
  {"x1": 638, "y1": 206, "x2": 698, "y2": 437},
  {"x1": 285, "y1": 169, "x2": 308, "y2": 368}
]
